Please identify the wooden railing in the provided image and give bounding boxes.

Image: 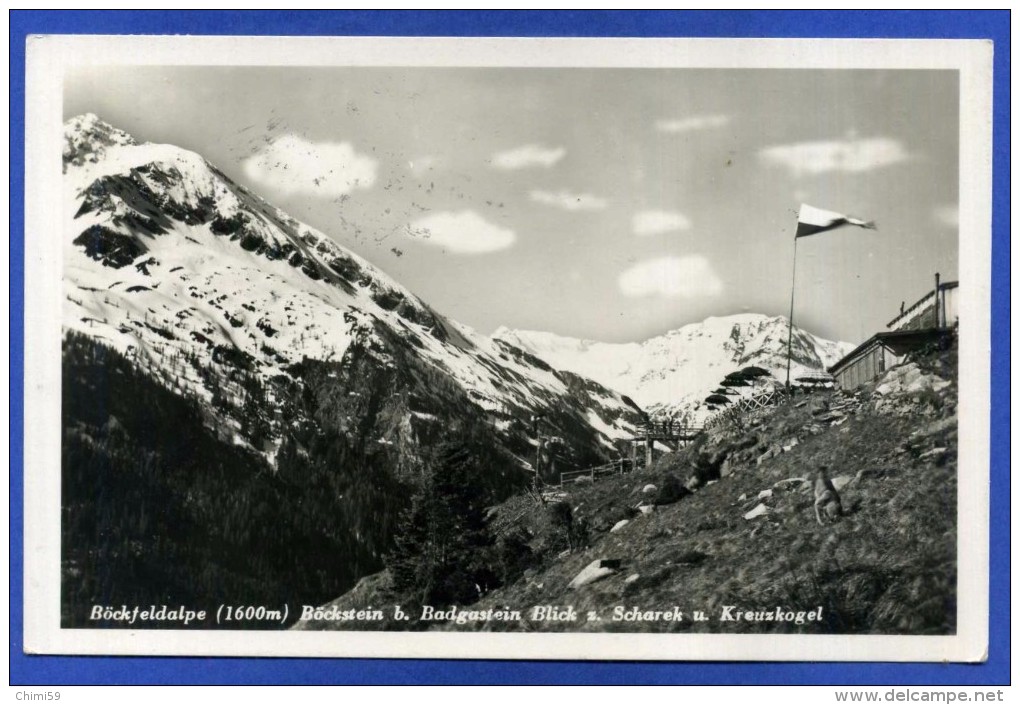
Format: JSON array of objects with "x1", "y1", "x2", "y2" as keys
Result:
[
  {"x1": 736, "y1": 387, "x2": 787, "y2": 411},
  {"x1": 558, "y1": 458, "x2": 633, "y2": 487},
  {"x1": 640, "y1": 424, "x2": 704, "y2": 441},
  {"x1": 704, "y1": 387, "x2": 790, "y2": 429}
]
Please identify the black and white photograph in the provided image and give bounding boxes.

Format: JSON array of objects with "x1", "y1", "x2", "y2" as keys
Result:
[{"x1": 22, "y1": 35, "x2": 992, "y2": 661}]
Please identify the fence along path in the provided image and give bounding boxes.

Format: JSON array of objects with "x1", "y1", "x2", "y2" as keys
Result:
[
  {"x1": 558, "y1": 458, "x2": 633, "y2": 487},
  {"x1": 553, "y1": 386, "x2": 796, "y2": 488},
  {"x1": 704, "y1": 386, "x2": 790, "y2": 430},
  {"x1": 556, "y1": 421, "x2": 704, "y2": 488}
]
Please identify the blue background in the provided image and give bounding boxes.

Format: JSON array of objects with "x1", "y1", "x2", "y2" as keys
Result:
[{"x1": 9, "y1": 10, "x2": 1010, "y2": 686}]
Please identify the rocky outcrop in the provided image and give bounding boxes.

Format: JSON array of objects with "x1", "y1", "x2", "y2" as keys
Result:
[
  {"x1": 875, "y1": 362, "x2": 951, "y2": 397},
  {"x1": 568, "y1": 559, "x2": 621, "y2": 589}
]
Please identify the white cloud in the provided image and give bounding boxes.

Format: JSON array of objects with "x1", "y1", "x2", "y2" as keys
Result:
[
  {"x1": 933, "y1": 205, "x2": 959, "y2": 228},
  {"x1": 618, "y1": 256, "x2": 723, "y2": 299},
  {"x1": 655, "y1": 114, "x2": 730, "y2": 134},
  {"x1": 529, "y1": 189, "x2": 608, "y2": 211},
  {"x1": 759, "y1": 137, "x2": 909, "y2": 177},
  {"x1": 242, "y1": 134, "x2": 377, "y2": 197},
  {"x1": 406, "y1": 210, "x2": 516, "y2": 254},
  {"x1": 633, "y1": 209, "x2": 692, "y2": 236},
  {"x1": 491, "y1": 144, "x2": 566, "y2": 170}
]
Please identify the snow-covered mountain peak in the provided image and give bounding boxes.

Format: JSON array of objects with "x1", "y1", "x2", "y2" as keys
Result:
[
  {"x1": 494, "y1": 313, "x2": 854, "y2": 421},
  {"x1": 62, "y1": 116, "x2": 643, "y2": 469},
  {"x1": 63, "y1": 113, "x2": 138, "y2": 169}
]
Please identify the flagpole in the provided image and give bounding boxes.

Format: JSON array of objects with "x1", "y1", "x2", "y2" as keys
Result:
[
  {"x1": 784, "y1": 204, "x2": 874, "y2": 391},
  {"x1": 785, "y1": 233, "x2": 799, "y2": 390}
]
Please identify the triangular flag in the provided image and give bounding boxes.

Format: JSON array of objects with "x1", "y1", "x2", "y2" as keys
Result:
[{"x1": 796, "y1": 204, "x2": 876, "y2": 238}]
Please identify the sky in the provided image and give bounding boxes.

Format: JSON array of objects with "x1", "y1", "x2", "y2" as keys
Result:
[{"x1": 64, "y1": 66, "x2": 959, "y2": 345}]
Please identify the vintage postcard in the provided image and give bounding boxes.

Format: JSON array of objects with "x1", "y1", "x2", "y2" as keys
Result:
[{"x1": 22, "y1": 35, "x2": 992, "y2": 661}]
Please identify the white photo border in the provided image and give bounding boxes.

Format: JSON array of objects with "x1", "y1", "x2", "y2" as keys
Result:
[{"x1": 22, "y1": 34, "x2": 993, "y2": 662}]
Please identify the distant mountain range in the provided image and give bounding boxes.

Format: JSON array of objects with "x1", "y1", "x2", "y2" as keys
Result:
[{"x1": 495, "y1": 314, "x2": 853, "y2": 421}]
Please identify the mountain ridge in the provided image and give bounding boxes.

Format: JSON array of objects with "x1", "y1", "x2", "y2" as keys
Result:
[
  {"x1": 59, "y1": 114, "x2": 651, "y2": 624},
  {"x1": 495, "y1": 314, "x2": 854, "y2": 421},
  {"x1": 62, "y1": 114, "x2": 644, "y2": 476}
]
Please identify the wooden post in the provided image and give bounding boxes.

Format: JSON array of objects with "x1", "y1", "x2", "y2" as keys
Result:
[
  {"x1": 645, "y1": 433, "x2": 653, "y2": 467},
  {"x1": 934, "y1": 272, "x2": 941, "y2": 329},
  {"x1": 532, "y1": 415, "x2": 542, "y2": 494},
  {"x1": 785, "y1": 234, "x2": 800, "y2": 390}
]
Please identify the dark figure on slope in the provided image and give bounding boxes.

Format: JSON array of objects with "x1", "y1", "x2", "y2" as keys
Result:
[{"x1": 813, "y1": 466, "x2": 844, "y2": 525}]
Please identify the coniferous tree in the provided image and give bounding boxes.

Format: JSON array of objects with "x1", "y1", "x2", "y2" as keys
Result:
[{"x1": 387, "y1": 442, "x2": 497, "y2": 608}]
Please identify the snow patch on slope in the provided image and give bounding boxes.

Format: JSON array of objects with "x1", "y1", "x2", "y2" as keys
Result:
[{"x1": 62, "y1": 115, "x2": 643, "y2": 456}]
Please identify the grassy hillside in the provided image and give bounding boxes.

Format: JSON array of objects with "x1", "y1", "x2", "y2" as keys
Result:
[{"x1": 301, "y1": 341, "x2": 958, "y2": 635}]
